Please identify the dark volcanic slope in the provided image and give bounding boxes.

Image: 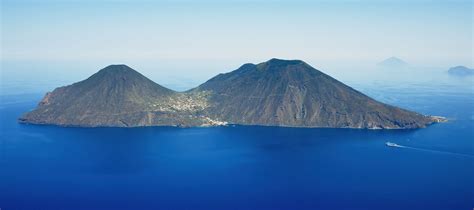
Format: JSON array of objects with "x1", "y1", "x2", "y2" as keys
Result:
[
  {"x1": 20, "y1": 65, "x2": 209, "y2": 127},
  {"x1": 21, "y1": 60, "x2": 440, "y2": 128},
  {"x1": 196, "y1": 59, "x2": 436, "y2": 129}
]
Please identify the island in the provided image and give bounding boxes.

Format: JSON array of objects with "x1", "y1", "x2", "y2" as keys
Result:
[
  {"x1": 377, "y1": 57, "x2": 409, "y2": 69},
  {"x1": 19, "y1": 58, "x2": 443, "y2": 129},
  {"x1": 448, "y1": 66, "x2": 474, "y2": 76}
]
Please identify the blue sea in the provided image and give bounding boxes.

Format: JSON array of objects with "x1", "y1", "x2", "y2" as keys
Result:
[{"x1": 1, "y1": 73, "x2": 473, "y2": 210}]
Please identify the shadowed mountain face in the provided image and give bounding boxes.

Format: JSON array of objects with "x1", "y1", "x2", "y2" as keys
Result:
[
  {"x1": 196, "y1": 59, "x2": 436, "y2": 128},
  {"x1": 20, "y1": 60, "x2": 440, "y2": 128}
]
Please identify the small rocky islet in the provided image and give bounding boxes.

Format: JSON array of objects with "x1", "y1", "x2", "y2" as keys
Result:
[
  {"x1": 448, "y1": 66, "x2": 474, "y2": 76},
  {"x1": 19, "y1": 58, "x2": 444, "y2": 129}
]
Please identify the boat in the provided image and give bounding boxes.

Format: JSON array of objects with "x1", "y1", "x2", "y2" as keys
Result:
[{"x1": 386, "y1": 142, "x2": 403, "y2": 148}]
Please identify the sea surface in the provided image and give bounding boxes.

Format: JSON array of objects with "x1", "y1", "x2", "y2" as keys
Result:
[{"x1": 0, "y1": 73, "x2": 473, "y2": 210}]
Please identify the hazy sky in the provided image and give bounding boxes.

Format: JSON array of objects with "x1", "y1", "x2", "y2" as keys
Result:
[{"x1": 1, "y1": 0, "x2": 473, "y2": 91}]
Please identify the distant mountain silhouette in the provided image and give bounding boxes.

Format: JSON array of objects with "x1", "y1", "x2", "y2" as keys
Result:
[
  {"x1": 20, "y1": 59, "x2": 442, "y2": 129},
  {"x1": 377, "y1": 57, "x2": 409, "y2": 69},
  {"x1": 448, "y1": 66, "x2": 474, "y2": 76}
]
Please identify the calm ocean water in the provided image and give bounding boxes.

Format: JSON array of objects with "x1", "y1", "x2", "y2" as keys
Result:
[{"x1": 0, "y1": 77, "x2": 473, "y2": 209}]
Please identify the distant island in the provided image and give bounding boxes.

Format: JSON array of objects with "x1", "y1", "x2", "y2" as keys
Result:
[
  {"x1": 377, "y1": 57, "x2": 409, "y2": 69},
  {"x1": 448, "y1": 66, "x2": 474, "y2": 76},
  {"x1": 19, "y1": 59, "x2": 444, "y2": 129}
]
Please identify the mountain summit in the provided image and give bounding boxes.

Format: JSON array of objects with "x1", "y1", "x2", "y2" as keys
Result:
[
  {"x1": 377, "y1": 57, "x2": 409, "y2": 69},
  {"x1": 196, "y1": 58, "x2": 438, "y2": 128},
  {"x1": 80, "y1": 64, "x2": 174, "y2": 97},
  {"x1": 20, "y1": 59, "x2": 442, "y2": 128},
  {"x1": 19, "y1": 65, "x2": 194, "y2": 127}
]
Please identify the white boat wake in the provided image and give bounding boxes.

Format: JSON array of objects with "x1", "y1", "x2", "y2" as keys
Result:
[{"x1": 386, "y1": 142, "x2": 474, "y2": 159}]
